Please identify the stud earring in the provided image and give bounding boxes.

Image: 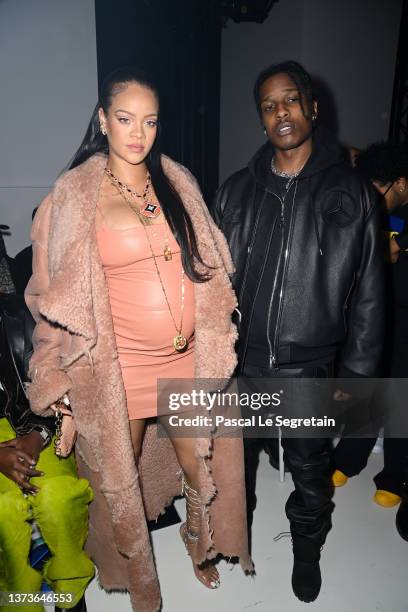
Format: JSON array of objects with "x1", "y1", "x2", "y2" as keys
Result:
[
  {"x1": 263, "y1": 128, "x2": 267, "y2": 135},
  {"x1": 100, "y1": 124, "x2": 107, "y2": 136},
  {"x1": 312, "y1": 114, "x2": 317, "y2": 121}
]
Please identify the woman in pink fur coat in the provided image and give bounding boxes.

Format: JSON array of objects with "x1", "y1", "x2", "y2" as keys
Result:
[{"x1": 25, "y1": 67, "x2": 252, "y2": 611}]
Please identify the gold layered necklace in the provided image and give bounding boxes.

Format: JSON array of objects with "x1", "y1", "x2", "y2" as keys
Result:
[
  {"x1": 104, "y1": 167, "x2": 162, "y2": 219},
  {"x1": 106, "y1": 171, "x2": 188, "y2": 353},
  {"x1": 105, "y1": 167, "x2": 172, "y2": 260}
]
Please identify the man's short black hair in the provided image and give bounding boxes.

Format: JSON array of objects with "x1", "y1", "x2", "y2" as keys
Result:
[
  {"x1": 253, "y1": 60, "x2": 314, "y2": 119},
  {"x1": 355, "y1": 142, "x2": 408, "y2": 185}
]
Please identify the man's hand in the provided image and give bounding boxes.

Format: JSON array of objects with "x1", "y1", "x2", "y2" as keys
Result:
[
  {"x1": 13, "y1": 431, "x2": 44, "y2": 466},
  {"x1": 0, "y1": 440, "x2": 44, "y2": 494},
  {"x1": 333, "y1": 389, "x2": 352, "y2": 402},
  {"x1": 390, "y1": 237, "x2": 400, "y2": 264}
]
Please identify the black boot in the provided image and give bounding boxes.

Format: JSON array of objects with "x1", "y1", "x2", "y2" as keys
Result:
[
  {"x1": 291, "y1": 535, "x2": 322, "y2": 603},
  {"x1": 55, "y1": 596, "x2": 87, "y2": 612},
  {"x1": 396, "y1": 499, "x2": 408, "y2": 542}
]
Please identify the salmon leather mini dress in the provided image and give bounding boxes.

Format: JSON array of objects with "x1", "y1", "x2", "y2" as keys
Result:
[{"x1": 96, "y1": 216, "x2": 195, "y2": 420}]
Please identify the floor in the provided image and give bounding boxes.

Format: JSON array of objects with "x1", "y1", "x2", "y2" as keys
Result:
[{"x1": 86, "y1": 450, "x2": 407, "y2": 612}]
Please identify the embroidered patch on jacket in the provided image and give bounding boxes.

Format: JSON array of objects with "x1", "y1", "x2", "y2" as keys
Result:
[{"x1": 320, "y1": 190, "x2": 357, "y2": 228}]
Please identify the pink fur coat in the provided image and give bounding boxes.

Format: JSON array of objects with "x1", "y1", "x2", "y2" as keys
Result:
[{"x1": 25, "y1": 154, "x2": 251, "y2": 611}]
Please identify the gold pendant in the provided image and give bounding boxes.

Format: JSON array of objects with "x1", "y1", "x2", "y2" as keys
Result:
[
  {"x1": 164, "y1": 245, "x2": 172, "y2": 261},
  {"x1": 173, "y1": 334, "x2": 188, "y2": 353}
]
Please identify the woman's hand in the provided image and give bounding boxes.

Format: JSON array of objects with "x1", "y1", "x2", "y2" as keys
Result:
[
  {"x1": 50, "y1": 402, "x2": 72, "y2": 416},
  {"x1": 50, "y1": 395, "x2": 72, "y2": 417},
  {"x1": 0, "y1": 439, "x2": 44, "y2": 494}
]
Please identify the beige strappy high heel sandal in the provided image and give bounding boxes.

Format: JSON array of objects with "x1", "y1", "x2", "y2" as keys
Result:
[{"x1": 179, "y1": 473, "x2": 220, "y2": 589}]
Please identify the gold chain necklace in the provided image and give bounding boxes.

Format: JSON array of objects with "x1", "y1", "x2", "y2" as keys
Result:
[
  {"x1": 111, "y1": 182, "x2": 188, "y2": 353},
  {"x1": 106, "y1": 170, "x2": 172, "y2": 260},
  {"x1": 104, "y1": 167, "x2": 162, "y2": 219}
]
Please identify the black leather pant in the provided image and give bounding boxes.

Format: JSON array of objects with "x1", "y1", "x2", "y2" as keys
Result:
[{"x1": 242, "y1": 362, "x2": 335, "y2": 547}]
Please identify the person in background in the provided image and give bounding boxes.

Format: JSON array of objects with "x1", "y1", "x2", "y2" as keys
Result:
[
  {"x1": 348, "y1": 146, "x2": 361, "y2": 168},
  {"x1": 333, "y1": 142, "x2": 408, "y2": 542},
  {"x1": 0, "y1": 226, "x2": 16, "y2": 294},
  {"x1": 0, "y1": 293, "x2": 94, "y2": 612},
  {"x1": 13, "y1": 208, "x2": 38, "y2": 295}
]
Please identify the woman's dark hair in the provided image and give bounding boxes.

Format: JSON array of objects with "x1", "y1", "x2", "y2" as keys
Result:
[
  {"x1": 69, "y1": 67, "x2": 210, "y2": 282},
  {"x1": 355, "y1": 142, "x2": 408, "y2": 185},
  {"x1": 253, "y1": 60, "x2": 314, "y2": 119}
]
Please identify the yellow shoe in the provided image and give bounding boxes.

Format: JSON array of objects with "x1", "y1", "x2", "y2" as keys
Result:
[
  {"x1": 373, "y1": 490, "x2": 401, "y2": 508},
  {"x1": 332, "y1": 469, "x2": 348, "y2": 487}
]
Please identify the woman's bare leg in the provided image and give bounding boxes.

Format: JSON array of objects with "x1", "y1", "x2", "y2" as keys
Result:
[
  {"x1": 168, "y1": 434, "x2": 220, "y2": 589},
  {"x1": 129, "y1": 419, "x2": 146, "y2": 463}
]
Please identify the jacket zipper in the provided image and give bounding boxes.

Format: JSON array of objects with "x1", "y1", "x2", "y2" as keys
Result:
[
  {"x1": 239, "y1": 191, "x2": 276, "y2": 368},
  {"x1": 265, "y1": 191, "x2": 285, "y2": 368},
  {"x1": 267, "y1": 181, "x2": 298, "y2": 368}
]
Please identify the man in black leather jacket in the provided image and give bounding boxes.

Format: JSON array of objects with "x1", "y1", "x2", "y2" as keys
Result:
[{"x1": 212, "y1": 61, "x2": 384, "y2": 602}]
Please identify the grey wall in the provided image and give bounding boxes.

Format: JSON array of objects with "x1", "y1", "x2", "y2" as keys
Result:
[
  {"x1": 0, "y1": 0, "x2": 98, "y2": 256},
  {"x1": 219, "y1": 0, "x2": 403, "y2": 182}
]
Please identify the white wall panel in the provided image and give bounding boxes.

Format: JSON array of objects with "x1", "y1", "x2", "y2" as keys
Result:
[{"x1": 0, "y1": 0, "x2": 98, "y2": 255}]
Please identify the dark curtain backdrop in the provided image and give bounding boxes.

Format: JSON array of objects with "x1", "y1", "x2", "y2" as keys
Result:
[
  {"x1": 389, "y1": 0, "x2": 408, "y2": 144},
  {"x1": 95, "y1": 0, "x2": 222, "y2": 201}
]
